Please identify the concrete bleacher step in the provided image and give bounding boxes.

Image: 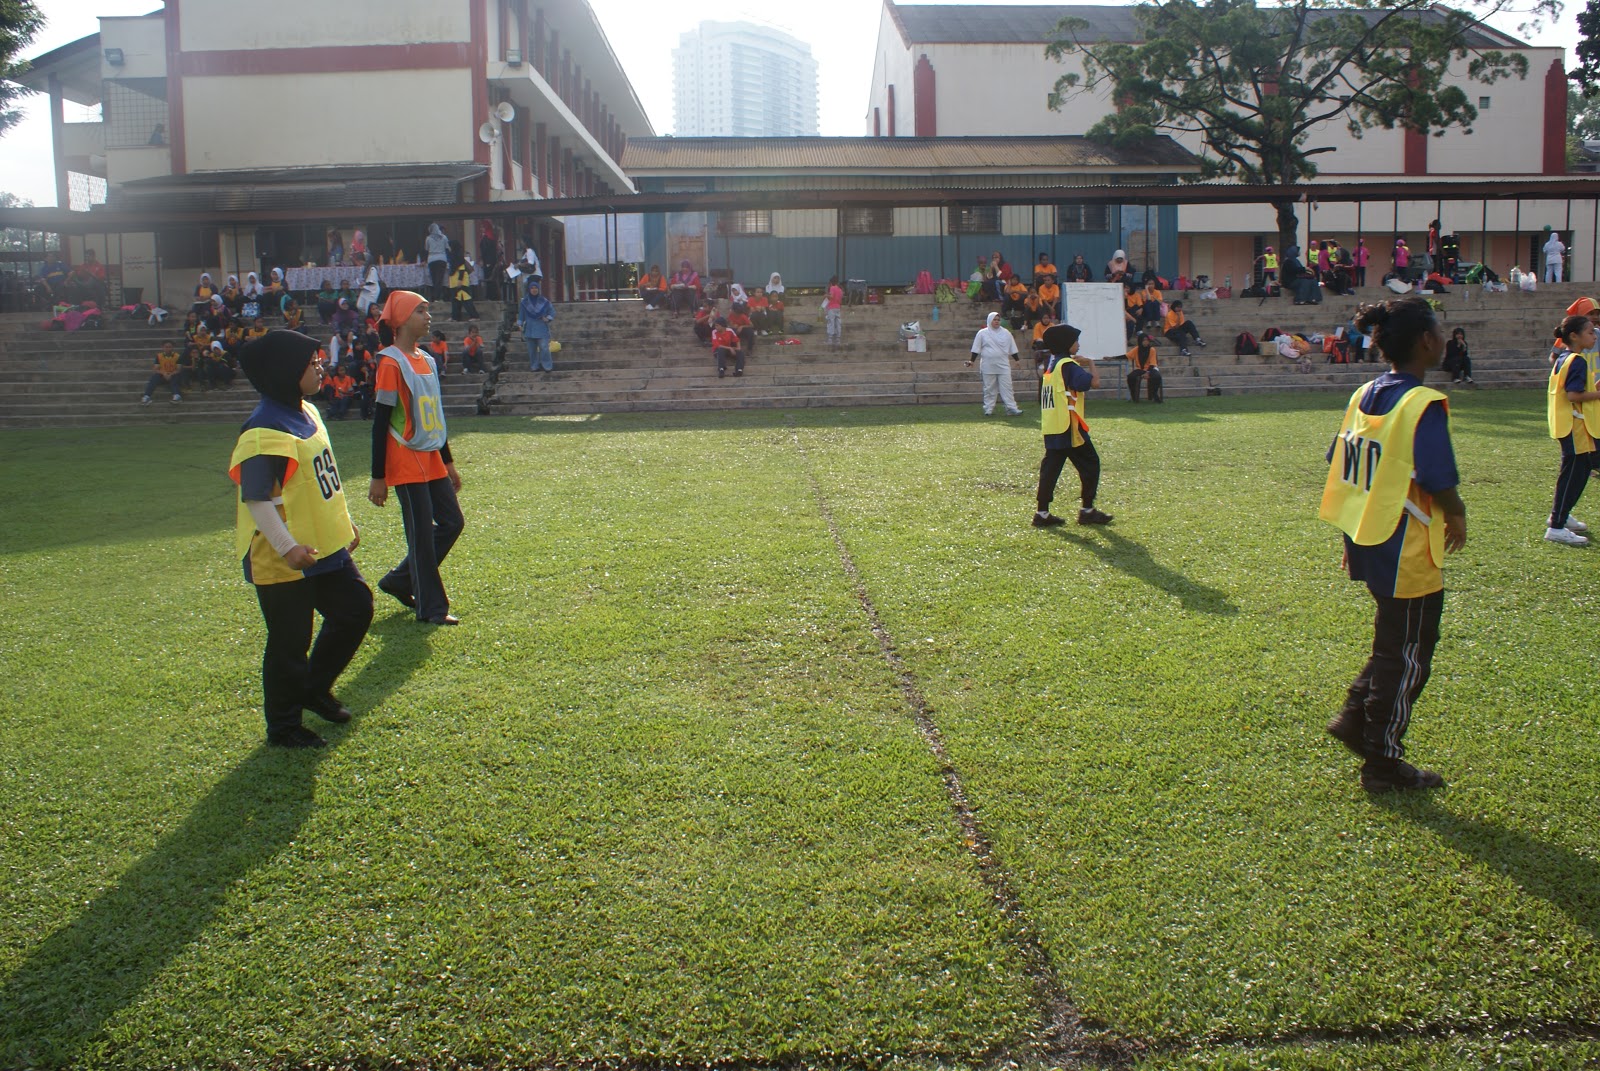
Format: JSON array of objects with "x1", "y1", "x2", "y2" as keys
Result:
[{"x1": 0, "y1": 284, "x2": 1580, "y2": 427}]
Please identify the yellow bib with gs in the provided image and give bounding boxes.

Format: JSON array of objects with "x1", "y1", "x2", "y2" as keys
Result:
[
  {"x1": 1319, "y1": 382, "x2": 1448, "y2": 564},
  {"x1": 229, "y1": 404, "x2": 356, "y2": 586},
  {"x1": 1040, "y1": 358, "x2": 1088, "y2": 447},
  {"x1": 1547, "y1": 350, "x2": 1600, "y2": 443}
]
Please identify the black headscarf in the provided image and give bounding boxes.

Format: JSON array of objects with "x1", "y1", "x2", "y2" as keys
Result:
[
  {"x1": 239, "y1": 329, "x2": 319, "y2": 408},
  {"x1": 1041, "y1": 323, "x2": 1082, "y2": 355}
]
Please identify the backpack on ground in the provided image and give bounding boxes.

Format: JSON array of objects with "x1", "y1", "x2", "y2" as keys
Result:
[{"x1": 1233, "y1": 330, "x2": 1258, "y2": 355}]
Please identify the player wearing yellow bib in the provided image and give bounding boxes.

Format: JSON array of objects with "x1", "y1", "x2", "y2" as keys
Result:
[
  {"x1": 1033, "y1": 323, "x2": 1113, "y2": 527},
  {"x1": 229, "y1": 330, "x2": 372, "y2": 748},
  {"x1": 1544, "y1": 314, "x2": 1600, "y2": 545},
  {"x1": 1319, "y1": 298, "x2": 1466, "y2": 792}
]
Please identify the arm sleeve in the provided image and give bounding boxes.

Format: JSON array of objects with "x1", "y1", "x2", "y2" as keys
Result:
[
  {"x1": 238, "y1": 455, "x2": 290, "y2": 502},
  {"x1": 1565, "y1": 355, "x2": 1587, "y2": 394},
  {"x1": 371, "y1": 403, "x2": 391, "y2": 479},
  {"x1": 1412, "y1": 401, "x2": 1459, "y2": 494},
  {"x1": 246, "y1": 499, "x2": 300, "y2": 556},
  {"x1": 1066, "y1": 364, "x2": 1096, "y2": 391}
]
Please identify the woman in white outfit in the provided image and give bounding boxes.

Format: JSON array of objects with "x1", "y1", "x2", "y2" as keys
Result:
[
  {"x1": 1545, "y1": 229, "x2": 1567, "y2": 284},
  {"x1": 965, "y1": 311, "x2": 1022, "y2": 416}
]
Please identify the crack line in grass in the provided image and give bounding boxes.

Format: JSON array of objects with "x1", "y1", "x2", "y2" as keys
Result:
[{"x1": 785, "y1": 420, "x2": 1125, "y2": 1067}]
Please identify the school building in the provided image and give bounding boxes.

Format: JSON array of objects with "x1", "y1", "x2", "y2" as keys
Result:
[
  {"x1": 866, "y1": 0, "x2": 1596, "y2": 284},
  {"x1": 626, "y1": 135, "x2": 1200, "y2": 289},
  {"x1": 14, "y1": 0, "x2": 652, "y2": 303}
]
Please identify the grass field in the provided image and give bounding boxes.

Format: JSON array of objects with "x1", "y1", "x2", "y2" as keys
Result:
[{"x1": 2, "y1": 391, "x2": 1599, "y2": 1070}]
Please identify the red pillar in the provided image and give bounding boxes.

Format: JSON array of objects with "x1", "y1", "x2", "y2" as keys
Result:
[
  {"x1": 914, "y1": 55, "x2": 937, "y2": 137},
  {"x1": 1545, "y1": 58, "x2": 1569, "y2": 175}
]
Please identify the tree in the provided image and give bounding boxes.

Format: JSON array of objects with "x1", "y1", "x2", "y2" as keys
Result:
[
  {"x1": 1046, "y1": 0, "x2": 1552, "y2": 257},
  {"x1": 0, "y1": 190, "x2": 54, "y2": 251},
  {"x1": 0, "y1": 0, "x2": 44, "y2": 136}
]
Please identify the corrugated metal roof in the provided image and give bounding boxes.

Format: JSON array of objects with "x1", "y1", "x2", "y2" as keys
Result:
[
  {"x1": 890, "y1": 2, "x2": 1523, "y2": 49},
  {"x1": 111, "y1": 164, "x2": 487, "y2": 212},
  {"x1": 624, "y1": 136, "x2": 1199, "y2": 174}
]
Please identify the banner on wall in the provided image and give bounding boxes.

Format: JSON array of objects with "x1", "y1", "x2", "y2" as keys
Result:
[{"x1": 559, "y1": 214, "x2": 644, "y2": 265}]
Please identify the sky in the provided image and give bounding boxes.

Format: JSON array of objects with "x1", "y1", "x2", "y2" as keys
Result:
[{"x1": 0, "y1": 0, "x2": 1583, "y2": 207}]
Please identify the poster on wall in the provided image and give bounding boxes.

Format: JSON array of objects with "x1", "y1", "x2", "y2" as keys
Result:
[
  {"x1": 1060, "y1": 283, "x2": 1127, "y2": 360},
  {"x1": 667, "y1": 212, "x2": 708, "y2": 276}
]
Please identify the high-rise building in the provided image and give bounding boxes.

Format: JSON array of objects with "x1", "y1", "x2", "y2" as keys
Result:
[{"x1": 672, "y1": 21, "x2": 819, "y2": 137}]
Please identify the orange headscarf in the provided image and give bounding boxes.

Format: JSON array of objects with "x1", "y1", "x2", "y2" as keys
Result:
[
  {"x1": 1567, "y1": 296, "x2": 1598, "y2": 318},
  {"x1": 382, "y1": 290, "x2": 426, "y2": 328}
]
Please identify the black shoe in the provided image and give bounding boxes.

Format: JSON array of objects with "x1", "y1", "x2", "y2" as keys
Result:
[
  {"x1": 1325, "y1": 713, "x2": 1365, "y2": 757},
  {"x1": 267, "y1": 725, "x2": 327, "y2": 749},
  {"x1": 422, "y1": 613, "x2": 460, "y2": 626},
  {"x1": 1031, "y1": 512, "x2": 1066, "y2": 527},
  {"x1": 1078, "y1": 507, "x2": 1114, "y2": 525},
  {"x1": 1360, "y1": 759, "x2": 1445, "y2": 792},
  {"x1": 305, "y1": 693, "x2": 353, "y2": 724},
  {"x1": 377, "y1": 577, "x2": 416, "y2": 608}
]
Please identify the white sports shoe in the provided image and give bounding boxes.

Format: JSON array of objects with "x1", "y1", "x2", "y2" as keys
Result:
[
  {"x1": 1545, "y1": 526, "x2": 1590, "y2": 546},
  {"x1": 1567, "y1": 516, "x2": 1589, "y2": 533}
]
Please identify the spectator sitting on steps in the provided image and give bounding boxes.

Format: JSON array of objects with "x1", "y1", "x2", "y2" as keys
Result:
[
  {"x1": 1162, "y1": 300, "x2": 1206, "y2": 356},
  {"x1": 638, "y1": 264, "x2": 667, "y2": 310},
  {"x1": 711, "y1": 317, "x2": 744, "y2": 378},
  {"x1": 461, "y1": 323, "x2": 486, "y2": 373},
  {"x1": 142, "y1": 340, "x2": 186, "y2": 404},
  {"x1": 1127, "y1": 333, "x2": 1163, "y2": 402}
]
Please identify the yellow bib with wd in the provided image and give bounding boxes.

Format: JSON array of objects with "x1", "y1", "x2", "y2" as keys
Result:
[
  {"x1": 1319, "y1": 383, "x2": 1447, "y2": 564},
  {"x1": 1547, "y1": 350, "x2": 1600, "y2": 442},
  {"x1": 1040, "y1": 359, "x2": 1088, "y2": 446},
  {"x1": 229, "y1": 403, "x2": 356, "y2": 586}
]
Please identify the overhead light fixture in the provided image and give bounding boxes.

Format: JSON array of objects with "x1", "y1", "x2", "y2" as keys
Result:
[{"x1": 104, "y1": 47, "x2": 125, "y2": 66}]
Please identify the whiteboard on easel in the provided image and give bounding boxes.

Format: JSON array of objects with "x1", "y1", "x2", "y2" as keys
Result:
[{"x1": 1061, "y1": 283, "x2": 1127, "y2": 360}]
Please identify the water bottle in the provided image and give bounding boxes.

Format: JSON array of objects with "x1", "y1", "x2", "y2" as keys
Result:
[{"x1": 931, "y1": 304, "x2": 940, "y2": 322}]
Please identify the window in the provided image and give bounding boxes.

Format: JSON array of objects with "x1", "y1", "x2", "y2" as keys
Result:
[
  {"x1": 841, "y1": 206, "x2": 893, "y2": 236},
  {"x1": 157, "y1": 227, "x2": 219, "y2": 268},
  {"x1": 103, "y1": 78, "x2": 169, "y2": 150},
  {"x1": 1055, "y1": 203, "x2": 1111, "y2": 233},
  {"x1": 947, "y1": 206, "x2": 1001, "y2": 234},
  {"x1": 1478, "y1": 96, "x2": 1491, "y2": 110},
  {"x1": 717, "y1": 210, "x2": 772, "y2": 236}
]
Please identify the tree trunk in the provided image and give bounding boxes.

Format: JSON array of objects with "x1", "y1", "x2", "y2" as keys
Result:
[{"x1": 1274, "y1": 198, "x2": 1299, "y2": 263}]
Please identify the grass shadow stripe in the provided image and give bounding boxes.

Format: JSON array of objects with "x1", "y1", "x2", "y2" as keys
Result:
[{"x1": 786, "y1": 419, "x2": 1131, "y2": 1067}]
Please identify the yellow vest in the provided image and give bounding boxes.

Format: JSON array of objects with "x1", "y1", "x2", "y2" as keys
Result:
[
  {"x1": 229, "y1": 404, "x2": 357, "y2": 586},
  {"x1": 1263, "y1": 253, "x2": 1279, "y2": 270},
  {"x1": 1319, "y1": 382, "x2": 1447, "y2": 564},
  {"x1": 1040, "y1": 358, "x2": 1087, "y2": 446},
  {"x1": 1548, "y1": 350, "x2": 1600, "y2": 440}
]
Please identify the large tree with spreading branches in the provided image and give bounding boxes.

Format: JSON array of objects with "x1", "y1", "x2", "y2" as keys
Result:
[
  {"x1": 0, "y1": 0, "x2": 44, "y2": 137},
  {"x1": 1046, "y1": 0, "x2": 1556, "y2": 256}
]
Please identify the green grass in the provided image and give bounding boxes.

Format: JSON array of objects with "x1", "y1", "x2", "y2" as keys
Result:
[{"x1": 1, "y1": 391, "x2": 1598, "y2": 1069}]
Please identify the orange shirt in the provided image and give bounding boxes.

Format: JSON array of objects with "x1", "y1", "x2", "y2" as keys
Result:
[
  {"x1": 429, "y1": 340, "x2": 449, "y2": 371},
  {"x1": 330, "y1": 373, "x2": 356, "y2": 398},
  {"x1": 462, "y1": 333, "x2": 482, "y2": 356},
  {"x1": 1038, "y1": 282, "x2": 1060, "y2": 304},
  {"x1": 375, "y1": 349, "x2": 449, "y2": 486},
  {"x1": 1163, "y1": 309, "x2": 1187, "y2": 333},
  {"x1": 1127, "y1": 344, "x2": 1159, "y2": 370}
]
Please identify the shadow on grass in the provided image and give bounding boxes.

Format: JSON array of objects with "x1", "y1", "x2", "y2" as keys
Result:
[
  {"x1": 1052, "y1": 527, "x2": 1239, "y2": 615},
  {"x1": 0, "y1": 615, "x2": 432, "y2": 1067},
  {"x1": 1378, "y1": 795, "x2": 1600, "y2": 943}
]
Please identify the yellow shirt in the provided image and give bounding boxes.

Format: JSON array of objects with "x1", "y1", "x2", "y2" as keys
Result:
[{"x1": 1320, "y1": 383, "x2": 1449, "y2": 594}]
